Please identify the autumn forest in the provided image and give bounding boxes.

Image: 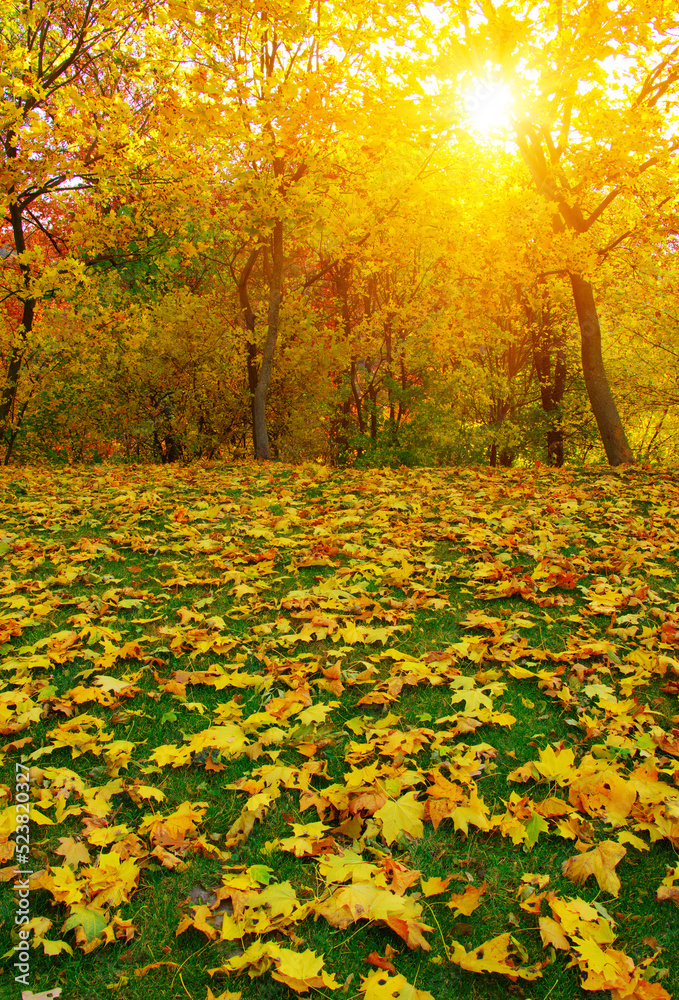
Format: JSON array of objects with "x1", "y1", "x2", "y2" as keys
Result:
[
  {"x1": 2, "y1": 0, "x2": 679, "y2": 468},
  {"x1": 2, "y1": 4, "x2": 679, "y2": 1000}
]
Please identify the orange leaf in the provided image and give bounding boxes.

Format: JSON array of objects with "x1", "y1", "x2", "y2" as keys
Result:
[
  {"x1": 134, "y1": 961, "x2": 180, "y2": 978},
  {"x1": 446, "y1": 881, "x2": 486, "y2": 916},
  {"x1": 366, "y1": 945, "x2": 398, "y2": 973},
  {"x1": 1, "y1": 735, "x2": 33, "y2": 752}
]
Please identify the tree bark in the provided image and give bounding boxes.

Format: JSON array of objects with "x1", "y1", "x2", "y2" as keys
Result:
[
  {"x1": 529, "y1": 300, "x2": 566, "y2": 467},
  {"x1": 235, "y1": 247, "x2": 260, "y2": 451},
  {"x1": 368, "y1": 382, "x2": 377, "y2": 441},
  {"x1": 334, "y1": 263, "x2": 367, "y2": 443},
  {"x1": 569, "y1": 272, "x2": 634, "y2": 465},
  {"x1": 246, "y1": 340, "x2": 258, "y2": 449},
  {"x1": 0, "y1": 200, "x2": 34, "y2": 448},
  {"x1": 350, "y1": 359, "x2": 365, "y2": 436},
  {"x1": 0, "y1": 345, "x2": 26, "y2": 440},
  {"x1": 252, "y1": 218, "x2": 283, "y2": 460},
  {"x1": 548, "y1": 340, "x2": 566, "y2": 467}
]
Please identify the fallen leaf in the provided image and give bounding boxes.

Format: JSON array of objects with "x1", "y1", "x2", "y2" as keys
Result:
[
  {"x1": 446, "y1": 881, "x2": 486, "y2": 916},
  {"x1": 563, "y1": 841, "x2": 627, "y2": 897}
]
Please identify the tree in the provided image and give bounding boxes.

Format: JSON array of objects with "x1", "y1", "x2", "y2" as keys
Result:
[
  {"x1": 175, "y1": 0, "x2": 442, "y2": 459},
  {"x1": 0, "y1": 0, "x2": 162, "y2": 457},
  {"x1": 442, "y1": 0, "x2": 679, "y2": 465}
]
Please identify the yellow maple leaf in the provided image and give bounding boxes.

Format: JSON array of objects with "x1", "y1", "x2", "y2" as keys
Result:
[
  {"x1": 573, "y1": 940, "x2": 633, "y2": 991},
  {"x1": 449, "y1": 790, "x2": 490, "y2": 835},
  {"x1": 360, "y1": 970, "x2": 435, "y2": 999},
  {"x1": 176, "y1": 904, "x2": 217, "y2": 940},
  {"x1": 218, "y1": 912, "x2": 248, "y2": 941},
  {"x1": 538, "y1": 916, "x2": 570, "y2": 951},
  {"x1": 375, "y1": 792, "x2": 424, "y2": 845},
  {"x1": 27, "y1": 806, "x2": 54, "y2": 826},
  {"x1": 319, "y1": 850, "x2": 379, "y2": 884},
  {"x1": 328, "y1": 881, "x2": 381, "y2": 922},
  {"x1": 420, "y1": 875, "x2": 451, "y2": 897},
  {"x1": 93, "y1": 674, "x2": 135, "y2": 693},
  {"x1": 279, "y1": 820, "x2": 330, "y2": 856},
  {"x1": 129, "y1": 783, "x2": 165, "y2": 803},
  {"x1": 271, "y1": 947, "x2": 338, "y2": 992},
  {"x1": 43, "y1": 864, "x2": 85, "y2": 905},
  {"x1": 189, "y1": 724, "x2": 248, "y2": 755},
  {"x1": 361, "y1": 970, "x2": 408, "y2": 999},
  {"x1": 142, "y1": 800, "x2": 207, "y2": 848},
  {"x1": 450, "y1": 932, "x2": 542, "y2": 980},
  {"x1": 86, "y1": 824, "x2": 131, "y2": 847},
  {"x1": 257, "y1": 881, "x2": 299, "y2": 918},
  {"x1": 81, "y1": 851, "x2": 140, "y2": 907},
  {"x1": 40, "y1": 937, "x2": 74, "y2": 956},
  {"x1": 507, "y1": 665, "x2": 537, "y2": 679},
  {"x1": 55, "y1": 836, "x2": 91, "y2": 868},
  {"x1": 533, "y1": 744, "x2": 575, "y2": 782},
  {"x1": 661, "y1": 863, "x2": 679, "y2": 887},
  {"x1": 562, "y1": 841, "x2": 627, "y2": 897},
  {"x1": 449, "y1": 685, "x2": 494, "y2": 713},
  {"x1": 399, "y1": 983, "x2": 435, "y2": 1000},
  {"x1": 617, "y1": 830, "x2": 649, "y2": 851},
  {"x1": 548, "y1": 895, "x2": 616, "y2": 944},
  {"x1": 149, "y1": 743, "x2": 192, "y2": 767},
  {"x1": 210, "y1": 939, "x2": 281, "y2": 976}
]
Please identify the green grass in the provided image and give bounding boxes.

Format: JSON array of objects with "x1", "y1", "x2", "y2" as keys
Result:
[{"x1": 0, "y1": 462, "x2": 678, "y2": 1000}]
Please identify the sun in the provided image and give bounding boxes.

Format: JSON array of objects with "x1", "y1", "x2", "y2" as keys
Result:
[{"x1": 464, "y1": 81, "x2": 513, "y2": 136}]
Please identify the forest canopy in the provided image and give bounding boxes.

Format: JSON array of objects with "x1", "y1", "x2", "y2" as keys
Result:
[{"x1": 1, "y1": 0, "x2": 678, "y2": 468}]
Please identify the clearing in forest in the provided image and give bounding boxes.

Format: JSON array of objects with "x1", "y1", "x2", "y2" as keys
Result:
[{"x1": 0, "y1": 463, "x2": 678, "y2": 1000}]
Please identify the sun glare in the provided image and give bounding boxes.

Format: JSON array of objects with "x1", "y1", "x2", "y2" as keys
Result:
[{"x1": 464, "y1": 81, "x2": 513, "y2": 136}]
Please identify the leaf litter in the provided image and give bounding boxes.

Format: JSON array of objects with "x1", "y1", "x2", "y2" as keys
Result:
[{"x1": 0, "y1": 463, "x2": 678, "y2": 998}]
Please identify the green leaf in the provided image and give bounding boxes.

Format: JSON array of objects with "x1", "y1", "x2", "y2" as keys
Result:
[
  {"x1": 523, "y1": 814, "x2": 549, "y2": 851},
  {"x1": 63, "y1": 906, "x2": 108, "y2": 941},
  {"x1": 248, "y1": 864, "x2": 275, "y2": 885}
]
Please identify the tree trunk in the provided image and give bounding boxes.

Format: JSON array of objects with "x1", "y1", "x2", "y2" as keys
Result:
[
  {"x1": 246, "y1": 341, "x2": 258, "y2": 449},
  {"x1": 0, "y1": 345, "x2": 25, "y2": 436},
  {"x1": 530, "y1": 306, "x2": 566, "y2": 467},
  {"x1": 235, "y1": 247, "x2": 261, "y2": 452},
  {"x1": 488, "y1": 401, "x2": 510, "y2": 467},
  {"x1": 252, "y1": 219, "x2": 283, "y2": 460},
  {"x1": 395, "y1": 353, "x2": 407, "y2": 430},
  {"x1": 368, "y1": 383, "x2": 377, "y2": 441},
  {"x1": 331, "y1": 397, "x2": 351, "y2": 460},
  {"x1": 0, "y1": 202, "x2": 34, "y2": 450},
  {"x1": 548, "y1": 342, "x2": 566, "y2": 467},
  {"x1": 334, "y1": 263, "x2": 367, "y2": 444},
  {"x1": 569, "y1": 272, "x2": 634, "y2": 466},
  {"x1": 515, "y1": 127, "x2": 634, "y2": 468}
]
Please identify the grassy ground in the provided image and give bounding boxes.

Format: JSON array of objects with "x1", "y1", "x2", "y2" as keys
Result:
[{"x1": 0, "y1": 461, "x2": 678, "y2": 1000}]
